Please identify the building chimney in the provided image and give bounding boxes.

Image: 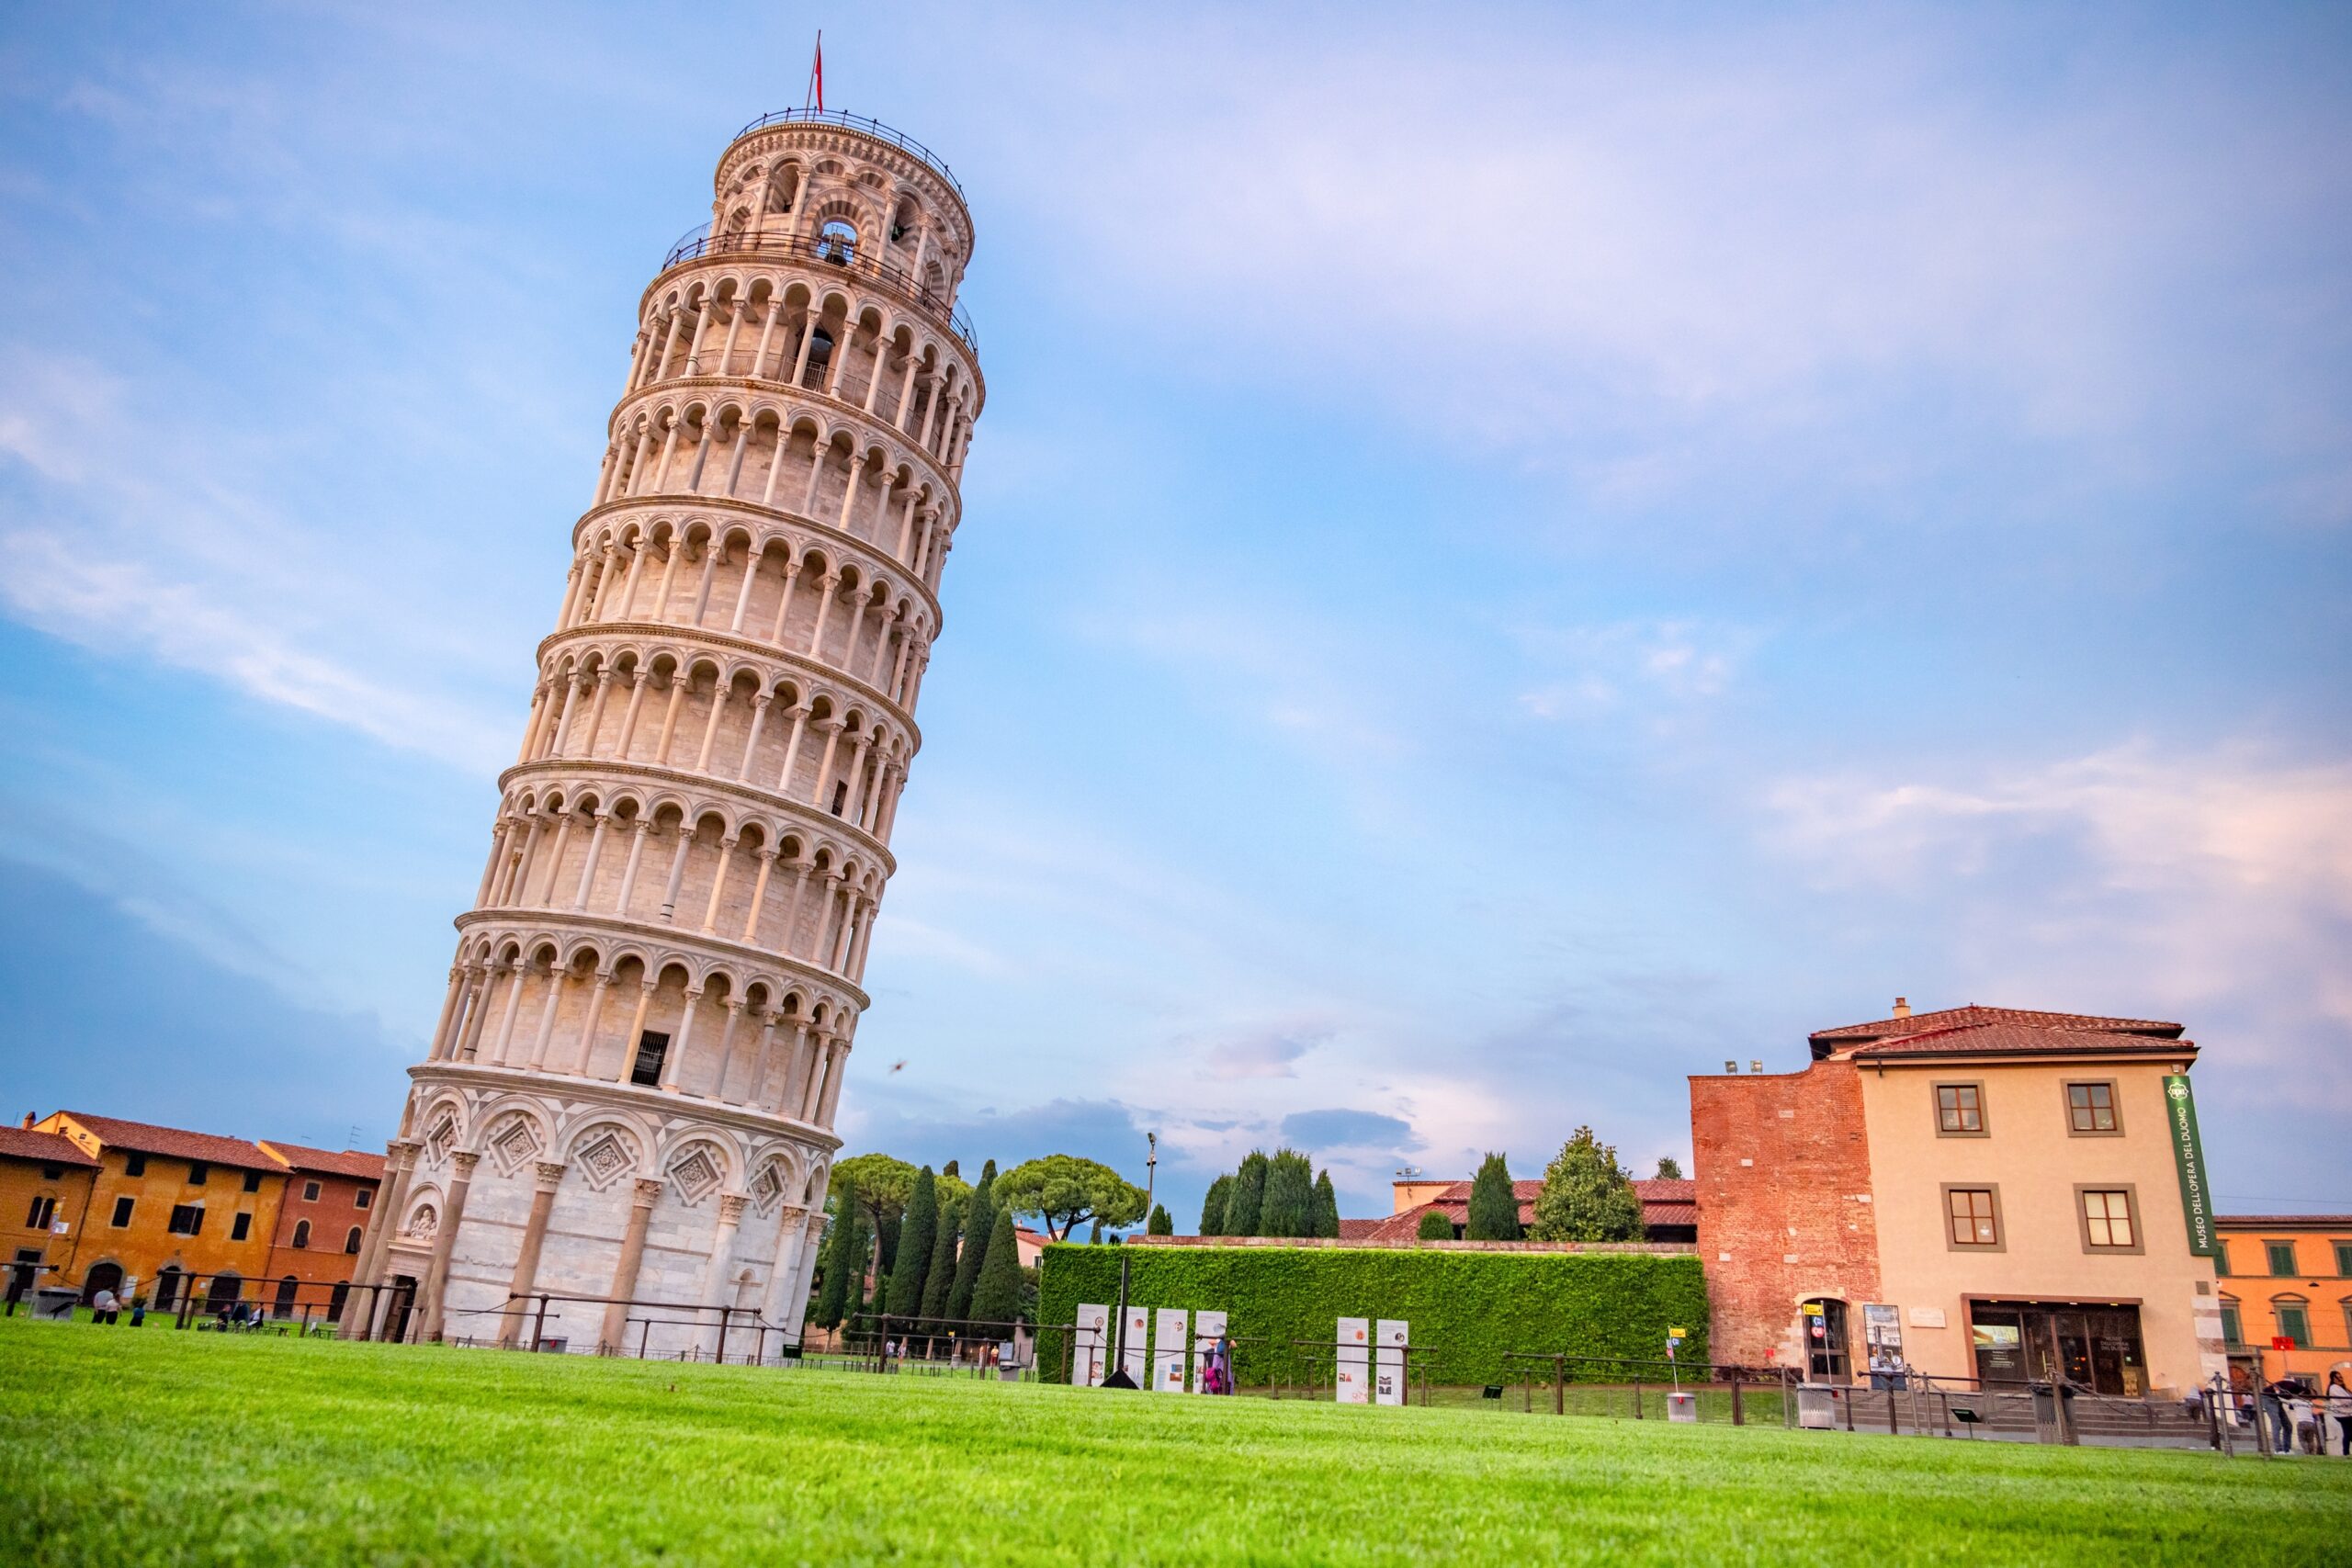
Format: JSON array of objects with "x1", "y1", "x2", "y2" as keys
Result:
[
  {"x1": 1892, "y1": 997, "x2": 1911, "y2": 1019},
  {"x1": 19, "y1": 1112, "x2": 30, "y2": 1130}
]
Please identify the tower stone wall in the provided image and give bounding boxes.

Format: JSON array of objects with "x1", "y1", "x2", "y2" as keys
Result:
[{"x1": 356, "y1": 110, "x2": 982, "y2": 1355}]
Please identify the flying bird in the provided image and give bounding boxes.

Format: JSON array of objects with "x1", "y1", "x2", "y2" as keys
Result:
[{"x1": 889, "y1": 1059, "x2": 908, "y2": 1075}]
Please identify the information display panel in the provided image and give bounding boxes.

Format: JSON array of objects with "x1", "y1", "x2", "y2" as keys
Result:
[{"x1": 1336, "y1": 1316, "x2": 1370, "y2": 1404}]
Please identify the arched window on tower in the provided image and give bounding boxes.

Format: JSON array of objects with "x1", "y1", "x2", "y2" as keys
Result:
[
  {"x1": 816, "y1": 220, "x2": 858, "y2": 266},
  {"x1": 804, "y1": 328, "x2": 835, "y2": 389}
]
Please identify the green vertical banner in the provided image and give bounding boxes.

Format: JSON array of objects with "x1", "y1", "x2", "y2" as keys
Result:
[{"x1": 2164, "y1": 1074, "x2": 2218, "y2": 1258}]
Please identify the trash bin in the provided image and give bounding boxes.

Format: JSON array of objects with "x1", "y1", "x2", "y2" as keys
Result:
[
  {"x1": 1668, "y1": 1392, "x2": 1698, "y2": 1424},
  {"x1": 32, "y1": 1287, "x2": 77, "y2": 1322},
  {"x1": 1796, "y1": 1385, "x2": 1837, "y2": 1429},
  {"x1": 2030, "y1": 1382, "x2": 2076, "y2": 1444},
  {"x1": 536, "y1": 1337, "x2": 569, "y2": 1354}
]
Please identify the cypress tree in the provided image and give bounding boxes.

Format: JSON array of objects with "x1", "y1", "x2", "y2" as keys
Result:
[
  {"x1": 1147, "y1": 1203, "x2": 1172, "y2": 1235},
  {"x1": 969, "y1": 1205, "x2": 1023, "y2": 1327},
  {"x1": 1225, "y1": 1151, "x2": 1269, "y2": 1236},
  {"x1": 1465, "y1": 1152, "x2": 1522, "y2": 1241},
  {"x1": 920, "y1": 1191, "x2": 962, "y2": 1330},
  {"x1": 885, "y1": 1166, "x2": 938, "y2": 1323},
  {"x1": 1199, "y1": 1173, "x2": 1232, "y2": 1236},
  {"x1": 1312, "y1": 1170, "x2": 1340, "y2": 1238},
  {"x1": 813, "y1": 1178, "x2": 862, "y2": 1329},
  {"x1": 1654, "y1": 1156, "x2": 1683, "y2": 1180},
  {"x1": 1261, "y1": 1148, "x2": 1315, "y2": 1237},
  {"x1": 945, "y1": 1165, "x2": 996, "y2": 1325}
]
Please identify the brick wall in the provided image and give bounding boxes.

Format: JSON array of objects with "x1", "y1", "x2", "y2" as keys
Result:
[{"x1": 1690, "y1": 1059, "x2": 1881, "y2": 1370}]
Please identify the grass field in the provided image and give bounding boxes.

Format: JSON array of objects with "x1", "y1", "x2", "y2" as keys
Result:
[{"x1": 2, "y1": 1317, "x2": 2344, "y2": 1565}]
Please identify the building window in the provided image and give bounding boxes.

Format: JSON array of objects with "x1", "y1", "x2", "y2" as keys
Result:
[
  {"x1": 2220, "y1": 1298, "x2": 2243, "y2": 1347},
  {"x1": 303, "y1": 1180, "x2": 322, "y2": 1202},
  {"x1": 110, "y1": 1197, "x2": 134, "y2": 1228},
  {"x1": 25, "y1": 1195, "x2": 57, "y2": 1230},
  {"x1": 630, "y1": 1030, "x2": 671, "y2": 1087},
  {"x1": 243, "y1": 1170, "x2": 262, "y2": 1193},
  {"x1": 2335, "y1": 1241, "x2": 2352, "y2": 1278},
  {"x1": 124, "y1": 1153, "x2": 145, "y2": 1177},
  {"x1": 355, "y1": 1188, "x2": 373, "y2": 1210},
  {"x1": 2079, "y1": 1187, "x2": 2140, "y2": 1253},
  {"x1": 2273, "y1": 1300, "x2": 2311, "y2": 1349},
  {"x1": 231, "y1": 1213, "x2": 253, "y2": 1242},
  {"x1": 2064, "y1": 1080, "x2": 2120, "y2": 1134},
  {"x1": 40, "y1": 1163, "x2": 62, "y2": 1180},
  {"x1": 1934, "y1": 1082, "x2": 1985, "y2": 1135},
  {"x1": 345, "y1": 1226, "x2": 364, "y2": 1254},
  {"x1": 1944, "y1": 1185, "x2": 2000, "y2": 1248},
  {"x1": 291, "y1": 1220, "x2": 311, "y2": 1250},
  {"x1": 2214, "y1": 1239, "x2": 2232, "y2": 1276},
  {"x1": 187, "y1": 1161, "x2": 209, "y2": 1186},
  {"x1": 2267, "y1": 1240, "x2": 2298, "y2": 1277},
  {"x1": 168, "y1": 1204, "x2": 204, "y2": 1236}
]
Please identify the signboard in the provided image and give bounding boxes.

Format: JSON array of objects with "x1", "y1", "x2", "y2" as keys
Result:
[
  {"x1": 1374, "y1": 1319, "x2": 1409, "y2": 1406},
  {"x1": 1191, "y1": 1310, "x2": 1227, "y2": 1393},
  {"x1": 2163, "y1": 1073, "x2": 2219, "y2": 1258},
  {"x1": 1153, "y1": 1308, "x2": 1189, "y2": 1393},
  {"x1": 1073, "y1": 1303, "x2": 1110, "y2": 1386},
  {"x1": 1335, "y1": 1316, "x2": 1370, "y2": 1404},
  {"x1": 1121, "y1": 1304, "x2": 1148, "y2": 1386},
  {"x1": 2270, "y1": 1336, "x2": 2295, "y2": 1352},
  {"x1": 1862, "y1": 1303, "x2": 1904, "y2": 1381}
]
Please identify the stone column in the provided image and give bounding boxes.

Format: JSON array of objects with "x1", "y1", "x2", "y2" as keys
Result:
[
  {"x1": 598, "y1": 1179, "x2": 664, "y2": 1352},
  {"x1": 756, "y1": 1203, "x2": 810, "y2": 1330},
  {"x1": 701, "y1": 1192, "x2": 749, "y2": 1358},
  {"x1": 417, "y1": 1150, "x2": 480, "y2": 1343},
  {"x1": 498, "y1": 1161, "x2": 568, "y2": 1348},
  {"x1": 352, "y1": 1139, "x2": 420, "y2": 1338},
  {"x1": 571, "y1": 972, "x2": 615, "y2": 1075},
  {"x1": 783, "y1": 1208, "x2": 826, "y2": 1348}
]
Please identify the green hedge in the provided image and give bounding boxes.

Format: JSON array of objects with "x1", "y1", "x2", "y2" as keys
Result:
[{"x1": 1037, "y1": 1245, "x2": 1707, "y2": 1387}]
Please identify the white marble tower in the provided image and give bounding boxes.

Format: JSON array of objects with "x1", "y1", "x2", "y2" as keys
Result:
[{"x1": 355, "y1": 110, "x2": 981, "y2": 1354}]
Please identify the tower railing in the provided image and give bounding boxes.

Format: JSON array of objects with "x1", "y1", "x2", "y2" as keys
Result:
[
  {"x1": 729, "y1": 109, "x2": 968, "y2": 208},
  {"x1": 659, "y1": 225, "x2": 978, "y2": 354}
]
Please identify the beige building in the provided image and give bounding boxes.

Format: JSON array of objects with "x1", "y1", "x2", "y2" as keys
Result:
[
  {"x1": 356, "y1": 108, "x2": 983, "y2": 1356},
  {"x1": 1695, "y1": 1004, "x2": 2229, "y2": 1398}
]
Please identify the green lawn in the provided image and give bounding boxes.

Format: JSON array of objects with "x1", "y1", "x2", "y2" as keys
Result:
[{"x1": 1, "y1": 1317, "x2": 2343, "y2": 1565}]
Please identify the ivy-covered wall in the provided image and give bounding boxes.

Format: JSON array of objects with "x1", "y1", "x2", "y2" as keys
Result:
[{"x1": 1037, "y1": 1244, "x2": 1708, "y2": 1386}]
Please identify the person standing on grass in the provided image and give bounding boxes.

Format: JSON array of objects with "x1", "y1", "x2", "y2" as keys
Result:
[
  {"x1": 91, "y1": 1286, "x2": 119, "y2": 1325},
  {"x1": 2327, "y1": 1371, "x2": 2352, "y2": 1457}
]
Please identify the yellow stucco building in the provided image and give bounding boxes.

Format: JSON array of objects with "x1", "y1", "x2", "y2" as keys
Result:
[
  {"x1": 35, "y1": 1111, "x2": 288, "y2": 1313},
  {"x1": 2215, "y1": 1214, "x2": 2352, "y2": 1392}
]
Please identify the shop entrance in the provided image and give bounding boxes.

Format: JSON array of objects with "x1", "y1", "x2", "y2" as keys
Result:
[{"x1": 1969, "y1": 1300, "x2": 2148, "y2": 1395}]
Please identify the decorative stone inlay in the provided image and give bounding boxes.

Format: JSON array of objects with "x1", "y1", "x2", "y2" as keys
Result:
[
  {"x1": 575, "y1": 1131, "x2": 636, "y2": 1191},
  {"x1": 669, "y1": 1145, "x2": 723, "y2": 1205},
  {"x1": 489, "y1": 1115, "x2": 543, "y2": 1174},
  {"x1": 425, "y1": 1114, "x2": 458, "y2": 1166},
  {"x1": 749, "y1": 1161, "x2": 785, "y2": 1213}
]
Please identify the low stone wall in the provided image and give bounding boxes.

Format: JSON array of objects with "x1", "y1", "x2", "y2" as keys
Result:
[{"x1": 1127, "y1": 1235, "x2": 1694, "y2": 1256}]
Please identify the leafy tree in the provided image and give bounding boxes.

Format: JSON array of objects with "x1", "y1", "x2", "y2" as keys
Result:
[
  {"x1": 1148, "y1": 1203, "x2": 1173, "y2": 1235},
  {"x1": 1417, "y1": 1208, "x2": 1456, "y2": 1241},
  {"x1": 1465, "y1": 1152, "x2": 1522, "y2": 1242},
  {"x1": 812, "y1": 1178, "x2": 865, "y2": 1329},
  {"x1": 996, "y1": 1155, "x2": 1148, "y2": 1242},
  {"x1": 945, "y1": 1164, "x2": 997, "y2": 1324},
  {"x1": 1198, "y1": 1174, "x2": 1232, "y2": 1236},
  {"x1": 885, "y1": 1167, "x2": 938, "y2": 1321},
  {"x1": 1261, "y1": 1148, "x2": 1316, "y2": 1237},
  {"x1": 1653, "y1": 1156, "x2": 1683, "y2": 1180},
  {"x1": 969, "y1": 1205, "x2": 1023, "y2": 1326},
  {"x1": 1224, "y1": 1151, "x2": 1269, "y2": 1236},
  {"x1": 1528, "y1": 1126, "x2": 1643, "y2": 1243},
  {"x1": 831, "y1": 1153, "x2": 917, "y2": 1283}
]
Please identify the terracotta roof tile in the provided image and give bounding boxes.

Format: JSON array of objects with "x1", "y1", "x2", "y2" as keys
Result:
[
  {"x1": 1811, "y1": 1004, "x2": 2184, "y2": 1049},
  {"x1": 50, "y1": 1112, "x2": 276, "y2": 1170},
  {"x1": 1818, "y1": 1019, "x2": 2197, "y2": 1062},
  {"x1": 258, "y1": 1142, "x2": 385, "y2": 1180},
  {"x1": 2216, "y1": 1214, "x2": 2352, "y2": 1228},
  {"x1": 0, "y1": 1127, "x2": 99, "y2": 1168}
]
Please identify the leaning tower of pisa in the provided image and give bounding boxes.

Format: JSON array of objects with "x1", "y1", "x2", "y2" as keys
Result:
[{"x1": 353, "y1": 111, "x2": 981, "y2": 1354}]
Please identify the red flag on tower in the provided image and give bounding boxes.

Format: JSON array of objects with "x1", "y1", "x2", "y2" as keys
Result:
[{"x1": 807, "y1": 32, "x2": 824, "y2": 112}]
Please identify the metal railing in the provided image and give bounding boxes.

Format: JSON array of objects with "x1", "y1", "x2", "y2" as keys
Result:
[
  {"x1": 657, "y1": 226, "x2": 978, "y2": 353},
  {"x1": 729, "y1": 109, "x2": 969, "y2": 208}
]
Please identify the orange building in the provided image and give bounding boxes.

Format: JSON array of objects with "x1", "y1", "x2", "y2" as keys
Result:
[
  {"x1": 35, "y1": 1111, "x2": 288, "y2": 1314},
  {"x1": 258, "y1": 1141, "x2": 385, "y2": 1323},
  {"x1": 2215, "y1": 1215, "x2": 2352, "y2": 1391},
  {"x1": 2, "y1": 1123, "x2": 100, "y2": 1305}
]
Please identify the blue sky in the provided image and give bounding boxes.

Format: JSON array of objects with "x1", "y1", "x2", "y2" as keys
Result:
[{"x1": 2, "y1": 3, "x2": 2347, "y2": 1228}]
